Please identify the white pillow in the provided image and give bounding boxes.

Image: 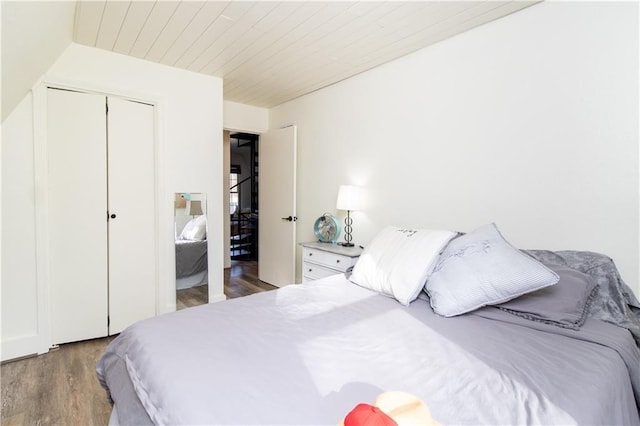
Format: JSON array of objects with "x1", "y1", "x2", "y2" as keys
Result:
[
  {"x1": 425, "y1": 223, "x2": 559, "y2": 317},
  {"x1": 179, "y1": 215, "x2": 207, "y2": 241},
  {"x1": 350, "y1": 226, "x2": 457, "y2": 306}
]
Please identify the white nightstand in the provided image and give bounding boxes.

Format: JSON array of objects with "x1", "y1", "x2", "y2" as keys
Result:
[{"x1": 300, "y1": 241, "x2": 363, "y2": 282}]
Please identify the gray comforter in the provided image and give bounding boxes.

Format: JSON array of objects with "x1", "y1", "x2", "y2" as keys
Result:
[
  {"x1": 525, "y1": 250, "x2": 640, "y2": 345},
  {"x1": 175, "y1": 239, "x2": 207, "y2": 278},
  {"x1": 97, "y1": 273, "x2": 640, "y2": 425}
]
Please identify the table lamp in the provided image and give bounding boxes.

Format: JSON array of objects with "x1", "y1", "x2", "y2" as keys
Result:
[{"x1": 336, "y1": 185, "x2": 361, "y2": 247}]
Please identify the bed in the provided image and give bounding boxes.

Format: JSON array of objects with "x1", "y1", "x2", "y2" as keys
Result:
[
  {"x1": 175, "y1": 239, "x2": 208, "y2": 289},
  {"x1": 175, "y1": 215, "x2": 208, "y2": 289},
  {"x1": 98, "y1": 223, "x2": 640, "y2": 425}
]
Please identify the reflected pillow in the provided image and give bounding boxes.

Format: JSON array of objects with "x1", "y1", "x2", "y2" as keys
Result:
[
  {"x1": 180, "y1": 215, "x2": 207, "y2": 241},
  {"x1": 495, "y1": 265, "x2": 597, "y2": 329},
  {"x1": 350, "y1": 226, "x2": 456, "y2": 306},
  {"x1": 425, "y1": 223, "x2": 559, "y2": 317}
]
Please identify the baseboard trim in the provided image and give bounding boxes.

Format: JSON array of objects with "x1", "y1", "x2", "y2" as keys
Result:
[
  {"x1": 209, "y1": 293, "x2": 227, "y2": 303},
  {"x1": 1, "y1": 334, "x2": 41, "y2": 362}
]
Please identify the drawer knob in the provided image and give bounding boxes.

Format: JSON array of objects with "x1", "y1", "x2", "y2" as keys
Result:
[
  {"x1": 336, "y1": 259, "x2": 340, "y2": 263},
  {"x1": 308, "y1": 253, "x2": 313, "y2": 256},
  {"x1": 308, "y1": 268, "x2": 313, "y2": 272}
]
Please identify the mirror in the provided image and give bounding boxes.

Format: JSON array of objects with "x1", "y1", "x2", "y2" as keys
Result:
[{"x1": 174, "y1": 192, "x2": 208, "y2": 309}]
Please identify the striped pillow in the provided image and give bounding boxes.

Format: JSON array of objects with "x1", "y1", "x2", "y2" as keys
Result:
[{"x1": 425, "y1": 223, "x2": 559, "y2": 317}]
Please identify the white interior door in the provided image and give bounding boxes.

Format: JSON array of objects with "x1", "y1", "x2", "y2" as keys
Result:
[
  {"x1": 107, "y1": 97, "x2": 156, "y2": 334},
  {"x1": 48, "y1": 89, "x2": 108, "y2": 344},
  {"x1": 259, "y1": 125, "x2": 297, "y2": 287}
]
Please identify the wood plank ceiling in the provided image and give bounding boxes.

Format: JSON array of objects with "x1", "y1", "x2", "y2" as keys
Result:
[{"x1": 74, "y1": 1, "x2": 538, "y2": 108}]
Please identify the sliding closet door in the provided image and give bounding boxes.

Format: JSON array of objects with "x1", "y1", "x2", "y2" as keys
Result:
[
  {"x1": 107, "y1": 97, "x2": 156, "y2": 334},
  {"x1": 48, "y1": 89, "x2": 108, "y2": 344}
]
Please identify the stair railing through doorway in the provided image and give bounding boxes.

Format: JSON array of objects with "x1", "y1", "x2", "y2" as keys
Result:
[{"x1": 230, "y1": 176, "x2": 258, "y2": 260}]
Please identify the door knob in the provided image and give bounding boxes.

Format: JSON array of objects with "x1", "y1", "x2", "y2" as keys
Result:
[
  {"x1": 110, "y1": 213, "x2": 116, "y2": 219},
  {"x1": 281, "y1": 216, "x2": 297, "y2": 222}
]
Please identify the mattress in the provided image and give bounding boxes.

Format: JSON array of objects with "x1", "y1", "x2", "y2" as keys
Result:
[{"x1": 97, "y1": 273, "x2": 640, "y2": 425}]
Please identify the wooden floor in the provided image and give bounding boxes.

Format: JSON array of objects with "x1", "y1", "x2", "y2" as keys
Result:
[
  {"x1": 225, "y1": 260, "x2": 277, "y2": 298},
  {"x1": 0, "y1": 337, "x2": 115, "y2": 426},
  {"x1": 1, "y1": 260, "x2": 274, "y2": 425},
  {"x1": 176, "y1": 260, "x2": 276, "y2": 309},
  {"x1": 176, "y1": 283, "x2": 208, "y2": 310}
]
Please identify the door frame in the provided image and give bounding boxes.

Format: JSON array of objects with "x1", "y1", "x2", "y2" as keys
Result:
[
  {"x1": 224, "y1": 130, "x2": 261, "y2": 269},
  {"x1": 224, "y1": 131, "x2": 262, "y2": 269},
  {"x1": 223, "y1": 125, "x2": 298, "y2": 287},
  {"x1": 32, "y1": 79, "x2": 164, "y2": 354}
]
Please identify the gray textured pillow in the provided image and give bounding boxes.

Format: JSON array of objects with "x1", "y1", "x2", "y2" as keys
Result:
[
  {"x1": 425, "y1": 223, "x2": 559, "y2": 317},
  {"x1": 524, "y1": 250, "x2": 640, "y2": 344},
  {"x1": 496, "y1": 265, "x2": 598, "y2": 329}
]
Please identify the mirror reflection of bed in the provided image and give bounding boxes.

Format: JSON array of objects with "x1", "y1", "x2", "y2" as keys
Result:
[{"x1": 175, "y1": 192, "x2": 208, "y2": 309}]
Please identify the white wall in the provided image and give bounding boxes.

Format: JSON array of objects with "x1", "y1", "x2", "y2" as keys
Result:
[
  {"x1": 1, "y1": 1, "x2": 75, "y2": 122},
  {"x1": 269, "y1": 2, "x2": 640, "y2": 294},
  {"x1": 1, "y1": 94, "x2": 40, "y2": 360},
  {"x1": 1, "y1": 43, "x2": 224, "y2": 360},
  {"x1": 223, "y1": 100, "x2": 268, "y2": 134}
]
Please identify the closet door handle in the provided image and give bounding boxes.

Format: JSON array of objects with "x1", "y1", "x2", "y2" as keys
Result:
[{"x1": 109, "y1": 213, "x2": 117, "y2": 220}]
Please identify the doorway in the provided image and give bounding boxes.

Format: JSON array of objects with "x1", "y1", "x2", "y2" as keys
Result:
[
  {"x1": 229, "y1": 133, "x2": 259, "y2": 263},
  {"x1": 224, "y1": 126, "x2": 297, "y2": 288}
]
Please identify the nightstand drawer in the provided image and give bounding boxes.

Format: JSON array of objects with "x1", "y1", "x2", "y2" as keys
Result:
[
  {"x1": 303, "y1": 248, "x2": 355, "y2": 272},
  {"x1": 303, "y1": 262, "x2": 341, "y2": 281},
  {"x1": 299, "y1": 242, "x2": 362, "y2": 284}
]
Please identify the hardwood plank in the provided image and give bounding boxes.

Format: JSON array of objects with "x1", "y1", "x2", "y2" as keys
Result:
[
  {"x1": 176, "y1": 284, "x2": 208, "y2": 310},
  {"x1": 1, "y1": 337, "x2": 114, "y2": 425},
  {"x1": 177, "y1": 260, "x2": 276, "y2": 308},
  {"x1": 225, "y1": 260, "x2": 277, "y2": 298}
]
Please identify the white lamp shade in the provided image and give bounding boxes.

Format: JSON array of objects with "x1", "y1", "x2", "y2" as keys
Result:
[
  {"x1": 336, "y1": 185, "x2": 362, "y2": 211},
  {"x1": 188, "y1": 200, "x2": 203, "y2": 216}
]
